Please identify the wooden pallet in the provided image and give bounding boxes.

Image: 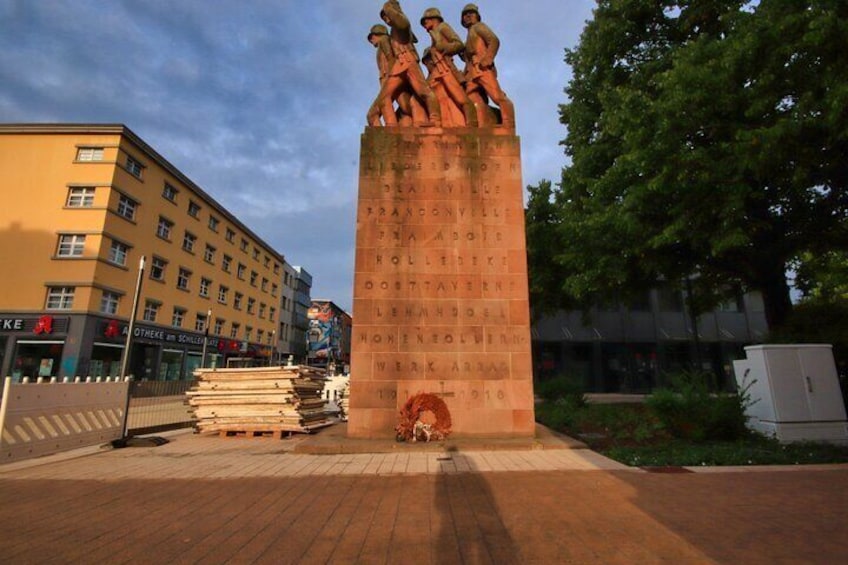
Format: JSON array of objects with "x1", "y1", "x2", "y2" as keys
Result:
[{"x1": 216, "y1": 429, "x2": 292, "y2": 439}]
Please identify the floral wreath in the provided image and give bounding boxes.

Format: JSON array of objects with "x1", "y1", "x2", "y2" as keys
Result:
[{"x1": 396, "y1": 392, "x2": 452, "y2": 442}]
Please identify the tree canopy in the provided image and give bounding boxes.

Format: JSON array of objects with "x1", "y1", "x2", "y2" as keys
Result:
[{"x1": 528, "y1": 0, "x2": 848, "y2": 329}]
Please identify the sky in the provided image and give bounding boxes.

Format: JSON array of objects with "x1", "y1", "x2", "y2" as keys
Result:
[{"x1": 0, "y1": 0, "x2": 596, "y2": 313}]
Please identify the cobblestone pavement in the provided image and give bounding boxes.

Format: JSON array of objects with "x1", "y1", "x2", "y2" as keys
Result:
[{"x1": 1, "y1": 431, "x2": 846, "y2": 563}]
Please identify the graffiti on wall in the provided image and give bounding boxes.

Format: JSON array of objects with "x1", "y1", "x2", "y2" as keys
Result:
[{"x1": 307, "y1": 303, "x2": 340, "y2": 361}]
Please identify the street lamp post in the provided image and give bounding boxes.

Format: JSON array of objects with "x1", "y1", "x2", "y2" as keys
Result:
[
  {"x1": 119, "y1": 255, "x2": 145, "y2": 439},
  {"x1": 120, "y1": 255, "x2": 146, "y2": 380},
  {"x1": 200, "y1": 309, "x2": 211, "y2": 368},
  {"x1": 270, "y1": 330, "x2": 276, "y2": 366}
]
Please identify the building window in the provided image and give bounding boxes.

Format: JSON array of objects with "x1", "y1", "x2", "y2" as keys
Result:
[
  {"x1": 269, "y1": 307, "x2": 276, "y2": 322},
  {"x1": 157, "y1": 217, "x2": 174, "y2": 240},
  {"x1": 76, "y1": 147, "x2": 103, "y2": 161},
  {"x1": 66, "y1": 187, "x2": 95, "y2": 207},
  {"x1": 46, "y1": 286, "x2": 75, "y2": 310},
  {"x1": 199, "y1": 277, "x2": 211, "y2": 298},
  {"x1": 150, "y1": 257, "x2": 167, "y2": 281},
  {"x1": 257, "y1": 329, "x2": 264, "y2": 343},
  {"x1": 222, "y1": 254, "x2": 232, "y2": 273},
  {"x1": 172, "y1": 307, "x2": 186, "y2": 328},
  {"x1": 271, "y1": 283, "x2": 278, "y2": 297},
  {"x1": 261, "y1": 278, "x2": 268, "y2": 292},
  {"x1": 230, "y1": 323, "x2": 240, "y2": 339},
  {"x1": 218, "y1": 285, "x2": 229, "y2": 304},
  {"x1": 237, "y1": 263, "x2": 246, "y2": 280},
  {"x1": 208, "y1": 216, "x2": 219, "y2": 232},
  {"x1": 57, "y1": 234, "x2": 85, "y2": 257},
  {"x1": 162, "y1": 182, "x2": 178, "y2": 202},
  {"x1": 274, "y1": 263, "x2": 280, "y2": 275},
  {"x1": 188, "y1": 200, "x2": 201, "y2": 218},
  {"x1": 177, "y1": 268, "x2": 191, "y2": 290},
  {"x1": 204, "y1": 244, "x2": 216, "y2": 264},
  {"x1": 252, "y1": 247, "x2": 260, "y2": 261},
  {"x1": 195, "y1": 313, "x2": 208, "y2": 332},
  {"x1": 258, "y1": 302, "x2": 266, "y2": 319},
  {"x1": 143, "y1": 300, "x2": 159, "y2": 322},
  {"x1": 247, "y1": 297, "x2": 255, "y2": 314},
  {"x1": 182, "y1": 231, "x2": 197, "y2": 253},
  {"x1": 245, "y1": 326, "x2": 252, "y2": 342},
  {"x1": 234, "y1": 292, "x2": 243, "y2": 310},
  {"x1": 225, "y1": 228, "x2": 235, "y2": 243},
  {"x1": 116, "y1": 195, "x2": 137, "y2": 221},
  {"x1": 250, "y1": 271, "x2": 258, "y2": 286},
  {"x1": 125, "y1": 155, "x2": 143, "y2": 178},
  {"x1": 214, "y1": 319, "x2": 225, "y2": 335},
  {"x1": 240, "y1": 238, "x2": 249, "y2": 252},
  {"x1": 108, "y1": 240, "x2": 129, "y2": 266},
  {"x1": 281, "y1": 296, "x2": 288, "y2": 311},
  {"x1": 100, "y1": 291, "x2": 119, "y2": 314},
  {"x1": 263, "y1": 256, "x2": 270, "y2": 268}
]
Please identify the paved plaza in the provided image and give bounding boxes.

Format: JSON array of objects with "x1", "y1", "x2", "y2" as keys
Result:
[{"x1": 1, "y1": 428, "x2": 847, "y2": 563}]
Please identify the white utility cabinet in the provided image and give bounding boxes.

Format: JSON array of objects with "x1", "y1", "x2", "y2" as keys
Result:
[{"x1": 733, "y1": 344, "x2": 848, "y2": 444}]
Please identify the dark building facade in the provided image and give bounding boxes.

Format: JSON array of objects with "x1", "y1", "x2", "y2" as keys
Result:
[{"x1": 532, "y1": 286, "x2": 769, "y2": 393}]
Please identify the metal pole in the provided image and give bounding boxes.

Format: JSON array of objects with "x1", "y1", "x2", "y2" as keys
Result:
[
  {"x1": 0, "y1": 377, "x2": 12, "y2": 450},
  {"x1": 200, "y1": 309, "x2": 211, "y2": 368},
  {"x1": 120, "y1": 255, "x2": 146, "y2": 379},
  {"x1": 119, "y1": 255, "x2": 145, "y2": 439}
]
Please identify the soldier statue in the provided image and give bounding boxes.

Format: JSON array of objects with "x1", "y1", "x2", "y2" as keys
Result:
[
  {"x1": 460, "y1": 3, "x2": 515, "y2": 128},
  {"x1": 367, "y1": 1, "x2": 441, "y2": 127},
  {"x1": 420, "y1": 7, "x2": 477, "y2": 127}
]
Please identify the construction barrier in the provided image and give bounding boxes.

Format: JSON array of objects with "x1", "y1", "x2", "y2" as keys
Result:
[{"x1": 0, "y1": 376, "x2": 129, "y2": 463}]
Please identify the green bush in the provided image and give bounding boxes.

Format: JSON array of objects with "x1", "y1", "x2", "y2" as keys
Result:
[
  {"x1": 535, "y1": 399, "x2": 578, "y2": 430},
  {"x1": 646, "y1": 371, "x2": 749, "y2": 442},
  {"x1": 535, "y1": 374, "x2": 587, "y2": 406}
]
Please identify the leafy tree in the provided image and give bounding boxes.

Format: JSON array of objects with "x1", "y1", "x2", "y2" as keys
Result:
[
  {"x1": 794, "y1": 251, "x2": 848, "y2": 301},
  {"x1": 532, "y1": 0, "x2": 848, "y2": 329}
]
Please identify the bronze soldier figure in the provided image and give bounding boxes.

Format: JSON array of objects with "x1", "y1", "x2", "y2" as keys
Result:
[{"x1": 460, "y1": 3, "x2": 515, "y2": 128}]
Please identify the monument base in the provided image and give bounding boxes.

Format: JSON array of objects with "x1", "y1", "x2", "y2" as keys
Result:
[{"x1": 348, "y1": 127, "x2": 535, "y2": 439}]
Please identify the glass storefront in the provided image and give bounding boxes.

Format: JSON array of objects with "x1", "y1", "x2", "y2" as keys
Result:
[
  {"x1": 160, "y1": 349, "x2": 184, "y2": 380},
  {"x1": 0, "y1": 336, "x2": 6, "y2": 377},
  {"x1": 11, "y1": 341, "x2": 65, "y2": 381},
  {"x1": 185, "y1": 352, "x2": 202, "y2": 377},
  {"x1": 90, "y1": 343, "x2": 124, "y2": 378}
]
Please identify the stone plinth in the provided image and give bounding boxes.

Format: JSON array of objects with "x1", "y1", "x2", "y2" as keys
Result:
[{"x1": 348, "y1": 127, "x2": 534, "y2": 438}]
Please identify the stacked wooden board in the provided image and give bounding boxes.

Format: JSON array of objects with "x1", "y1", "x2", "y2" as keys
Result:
[{"x1": 188, "y1": 365, "x2": 331, "y2": 436}]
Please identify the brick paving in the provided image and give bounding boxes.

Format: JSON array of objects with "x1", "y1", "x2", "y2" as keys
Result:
[{"x1": 1, "y1": 430, "x2": 847, "y2": 563}]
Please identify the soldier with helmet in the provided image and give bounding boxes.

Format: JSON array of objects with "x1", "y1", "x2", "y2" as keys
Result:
[
  {"x1": 366, "y1": 24, "x2": 418, "y2": 126},
  {"x1": 367, "y1": 1, "x2": 441, "y2": 127},
  {"x1": 460, "y1": 3, "x2": 515, "y2": 128},
  {"x1": 420, "y1": 7, "x2": 477, "y2": 127}
]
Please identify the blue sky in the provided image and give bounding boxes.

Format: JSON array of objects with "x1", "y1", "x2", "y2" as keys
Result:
[{"x1": 0, "y1": 0, "x2": 596, "y2": 312}]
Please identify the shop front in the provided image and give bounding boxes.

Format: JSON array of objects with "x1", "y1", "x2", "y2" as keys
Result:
[
  {"x1": 0, "y1": 315, "x2": 70, "y2": 381},
  {"x1": 93, "y1": 319, "x2": 265, "y2": 380}
]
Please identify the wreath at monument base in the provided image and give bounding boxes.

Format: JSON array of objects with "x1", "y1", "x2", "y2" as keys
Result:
[{"x1": 395, "y1": 392, "x2": 452, "y2": 442}]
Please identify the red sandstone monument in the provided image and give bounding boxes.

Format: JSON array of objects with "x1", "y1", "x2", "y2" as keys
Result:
[{"x1": 349, "y1": 2, "x2": 534, "y2": 439}]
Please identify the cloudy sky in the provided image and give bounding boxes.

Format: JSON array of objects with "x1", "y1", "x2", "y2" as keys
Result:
[{"x1": 0, "y1": 0, "x2": 596, "y2": 313}]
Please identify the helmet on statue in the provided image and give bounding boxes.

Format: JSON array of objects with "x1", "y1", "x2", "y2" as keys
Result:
[
  {"x1": 367, "y1": 24, "x2": 388, "y2": 41},
  {"x1": 420, "y1": 7, "x2": 444, "y2": 26}
]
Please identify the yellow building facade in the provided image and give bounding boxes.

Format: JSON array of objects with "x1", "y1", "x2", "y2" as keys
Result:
[{"x1": 0, "y1": 124, "x2": 284, "y2": 380}]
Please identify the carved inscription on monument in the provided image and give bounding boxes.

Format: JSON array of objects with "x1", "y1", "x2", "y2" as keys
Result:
[{"x1": 348, "y1": 128, "x2": 535, "y2": 438}]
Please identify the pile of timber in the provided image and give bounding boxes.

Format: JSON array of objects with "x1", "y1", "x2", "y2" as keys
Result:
[{"x1": 188, "y1": 365, "x2": 331, "y2": 436}]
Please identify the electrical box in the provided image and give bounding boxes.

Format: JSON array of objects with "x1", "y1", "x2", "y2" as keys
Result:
[{"x1": 733, "y1": 344, "x2": 848, "y2": 444}]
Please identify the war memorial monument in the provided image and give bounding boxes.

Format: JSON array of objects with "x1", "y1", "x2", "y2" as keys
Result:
[{"x1": 348, "y1": 2, "x2": 534, "y2": 439}]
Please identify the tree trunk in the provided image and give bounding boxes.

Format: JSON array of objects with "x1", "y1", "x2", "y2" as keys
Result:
[{"x1": 758, "y1": 267, "x2": 793, "y2": 332}]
